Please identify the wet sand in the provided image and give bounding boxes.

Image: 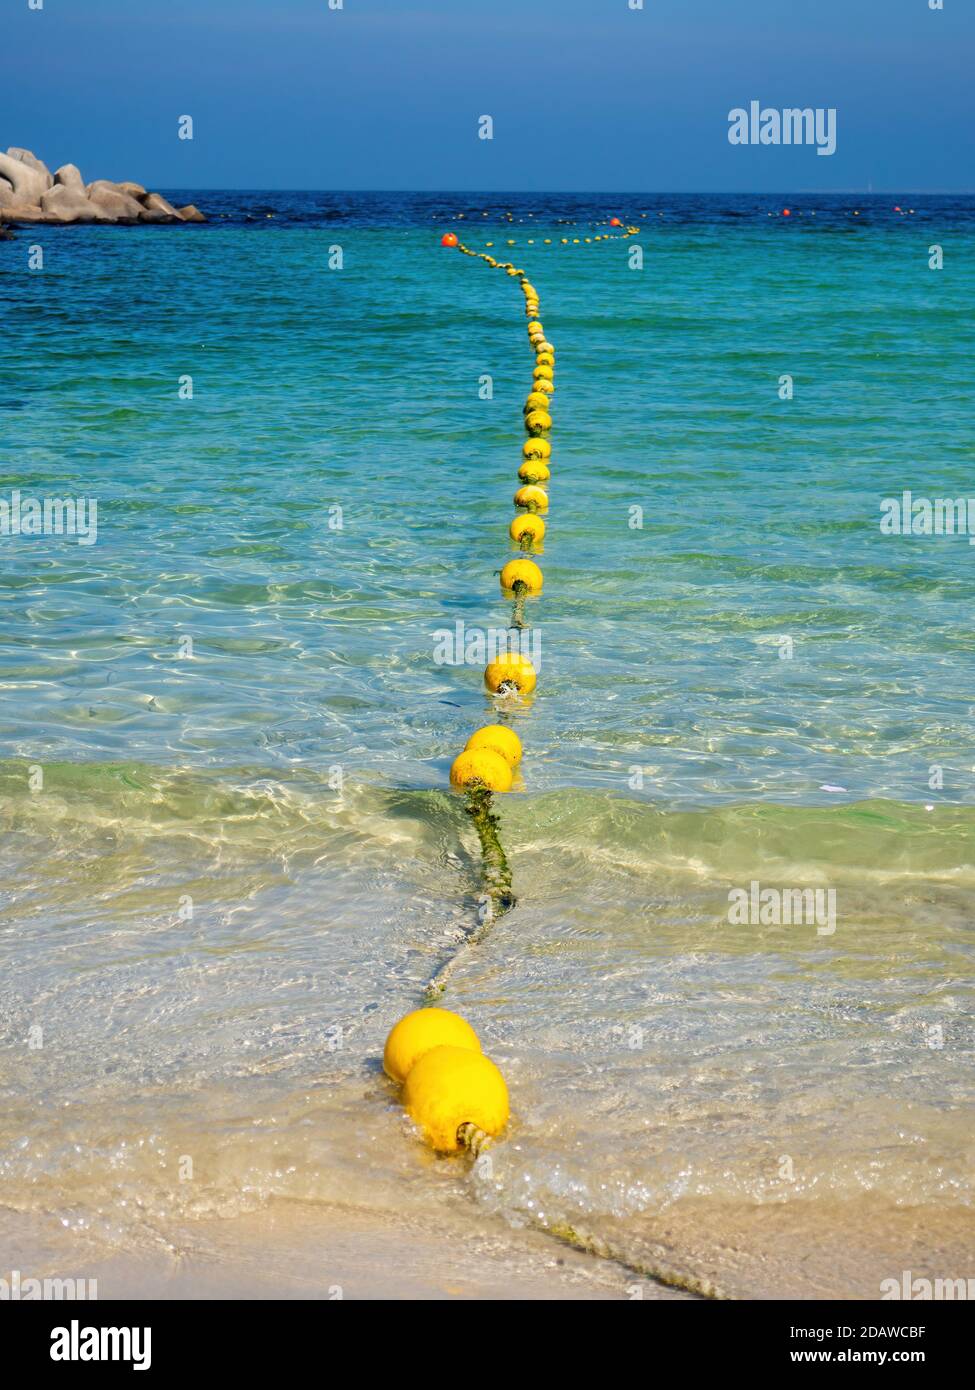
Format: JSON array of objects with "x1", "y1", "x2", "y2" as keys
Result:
[
  {"x1": 6, "y1": 1192, "x2": 973, "y2": 1301},
  {"x1": 1, "y1": 1202, "x2": 687, "y2": 1302}
]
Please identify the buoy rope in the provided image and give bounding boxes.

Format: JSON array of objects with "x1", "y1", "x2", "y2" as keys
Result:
[
  {"x1": 464, "y1": 786, "x2": 516, "y2": 916},
  {"x1": 454, "y1": 1131, "x2": 727, "y2": 1297},
  {"x1": 540, "y1": 1220, "x2": 728, "y2": 1301},
  {"x1": 456, "y1": 1121, "x2": 494, "y2": 1158},
  {"x1": 423, "y1": 238, "x2": 555, "y2": 999},
  {"x1": 413, "y1": 221, "x2": 729, "y2": 1301},
  {"x1": 510, "y1": 579, "x2": 529, "y2": 629},
  {"x1": 424, "y1": 784, "x2": 516, "y2": 1002}
]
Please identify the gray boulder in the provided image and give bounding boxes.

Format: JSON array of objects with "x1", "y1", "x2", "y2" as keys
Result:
[
  {"x1": 54, "y1": 163, "x2": 85, "y2": 191},
  {"x1": 87, "y1": 179, "x2": 123, "y2": 197},
  {"x1": 88, "y1": 180, "x2": 173, "y2": 221},
  {"x1": 88, "y1": 186, "x2": 144, "y2": 221},
  {"x1": 140, "y1": 191, "x2": 183, "y2": 220},
  {"x1": 39, "y1": 185, "x2": 105, "y2": 223},
  {"x1": 139, "y1": 193, "x2": 183, "y2": 219},
  {"x1": 8, "y1": 147, "x2": 53, "y2": 185},
  {"x1": 0, "y1": 150, "x2": 50, "y2": 204},
  {"x1": 1, "y1": 151, "x2": 203, "y2": 225},
  {"x1": 1, "y1": 203, "x2": 45, "y2": 222}
]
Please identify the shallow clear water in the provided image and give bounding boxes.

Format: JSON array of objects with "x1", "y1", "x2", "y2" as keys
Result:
[{"x1": 2, "y1": 192, "x2": 974, "y2": 1297}]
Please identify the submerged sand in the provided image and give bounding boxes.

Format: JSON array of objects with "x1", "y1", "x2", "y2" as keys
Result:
[
  {"x1": 6, "y1": 1191, "x2": 974, "y2": 1301},
  {"x1": 1, "y1": 1201, "x2": 684, "y2": 1301}
]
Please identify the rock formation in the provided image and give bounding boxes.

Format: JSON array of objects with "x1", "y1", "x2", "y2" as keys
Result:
[{"x1": 0, "y1": 148, "x2": 205, "y2": 226}]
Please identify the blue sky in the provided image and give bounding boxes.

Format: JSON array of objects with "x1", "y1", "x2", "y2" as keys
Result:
[{"x1": 6, "y1": 0, "x2": 973, "y2": 191}]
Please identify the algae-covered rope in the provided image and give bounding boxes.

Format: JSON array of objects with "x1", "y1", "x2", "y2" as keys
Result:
[
  {"x1": 456, "y1": 1121, "x2": 494, "y2": 1157},
  {"x1": 541, "y1": 1220, "x2": 729, "y2": 1301},
  {"x1": 424, "y1": 784, "x2": 515, "y2": 1003},
  {"x1": 453, "y1": 1128, "x2": 729, "y2": 1298},
  {"x1": 464, "y1": 785, "x2": 515, "y2": 916},
  {"x1": 510, "y1": 579, "x2": 529, "y2": 629}
]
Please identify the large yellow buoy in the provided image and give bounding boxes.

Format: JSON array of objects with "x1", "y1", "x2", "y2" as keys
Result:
[
  {"x1": 465, "y1": 724, "x2": 522, "y2": 767},
  {"x1": 522, "y1": 437, "x2": 552, "y2": 461},
  {"x1": 383, "y1": 1007, "x2": 480, "y2": 1084},
  {"x1": 523, "y1": 391, "x2": 551, "y2": 413},
  {"x1": 524, "y1": 409, "x2": 552, "y2": 436},
  {"x1": 484, "y1": 654, "x2": 537, "y2": 695},
  {"x1": 518, "y1": 459, "x2": 550, "y2": 483},
  {"x1": 509, "y1": 513, "x2": 545, "y2": 545},
  {"x1": 403, "y1": 1045, "x2": 510, "y2": 1153},
  {"x1": 449, "y1": 747, "x2": 513, "y2": 793},
  {"x1": 514, "y1": 484, "x2": 549, "y2": 510},
  {"x1": 499, "y1": 558, "x2": 543, "y2": 594}
]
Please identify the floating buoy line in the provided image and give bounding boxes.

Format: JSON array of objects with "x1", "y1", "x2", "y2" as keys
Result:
[{"x1": 380, "y1": 221, "x2": 727, "y2": 1300}]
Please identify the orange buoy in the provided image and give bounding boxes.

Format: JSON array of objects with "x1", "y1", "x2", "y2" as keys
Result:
[
  {"x1": 609, "y1": 217, "x2": 622, "y2": 227},
  {"x1": 441, "y1": 232, "x2": 459, "y2": 248}
]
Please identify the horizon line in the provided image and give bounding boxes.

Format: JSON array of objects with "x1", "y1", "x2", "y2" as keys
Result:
[{"x1": 148, "y1": 186, "x2": 975, "y2": 197}]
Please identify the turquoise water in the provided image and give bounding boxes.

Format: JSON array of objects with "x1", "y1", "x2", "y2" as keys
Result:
[{"x1": 2, "y1": 193, "x2": 974, "y2": 1297}]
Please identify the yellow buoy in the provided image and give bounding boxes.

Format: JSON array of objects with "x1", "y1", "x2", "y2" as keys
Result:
[
  {"x1": 509, "y1": 513, "x2": 546, "y2": 545},
  {"x1": 535, "y1": 352, "x2": 555, "y2": 368},
  {"x1": 533, "y1": 363, "x2": 554, "y2": 381},
  {"x1": 449, "y1": 748, "x2": 513, "y2": 793},
  {"x1": 524, "y1": 391, "x2": 551, "y2": 413},
  {"x1": 535, "y1": 340, "x2": 554, "y2": 357},
  {"x1": 524, "y1": 409, "x2": 552, "y2": 435},
  {"x1": 532, "y1": 377, "x2": 554, "y2": 397},
  {"x1": 465, "y1": 724, "x2": 522, "y2": 767},
  {"x1": 518, "y1": 459, "x2": 550, "y2": 483},
  {"x1": 522, "y1": 437, "x2": 552, "y2": 461},
  {"x1": 383, "y1": 1007, "x2": 481, "y2": 1084},
  {"x1": 500, "y1": 559, "x2": 543, "y2": 594},
  {"x1": 514, "y1": 484, "x2": 549, "y2": 510},
  {"x1": 484, "y1": 654, "x2": 537, "y2": 695},
  {"x1": 527, "y1": 320, "x2": 543, "y2": 334},
  {"x1": 403, "y1": 1045, "x2": 510, "y2": 1153}
]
